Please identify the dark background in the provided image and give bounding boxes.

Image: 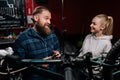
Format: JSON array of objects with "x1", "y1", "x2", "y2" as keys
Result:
[
  {"x1": 37, "y1": 0, "x2": 120, "y2": 38},
  {"x1": 34, "y1": 0, "x2": 120, "y2": 48}
]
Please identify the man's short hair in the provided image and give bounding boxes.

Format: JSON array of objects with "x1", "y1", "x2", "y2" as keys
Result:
[{"x1": 32, "y1": 6, "x2": 50, "y2": 16}]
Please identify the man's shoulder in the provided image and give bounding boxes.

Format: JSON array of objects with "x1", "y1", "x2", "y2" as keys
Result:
[
  {"x1": 16, "y1": 28, "x2": 33, "y2": 40},
  {"x1": 46, "y1": 32, "x2": 56, "y2": 38},
  {"x1": 18, "y1": 28, "x2": 32, "y2": 36}
]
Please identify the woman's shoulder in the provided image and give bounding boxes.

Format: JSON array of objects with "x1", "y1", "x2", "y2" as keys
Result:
[{"x1": 85, "y1": 34, "x2": 93, "y2": 38}]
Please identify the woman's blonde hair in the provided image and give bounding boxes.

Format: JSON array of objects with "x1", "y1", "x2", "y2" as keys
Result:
[{"x1": 96, "y1": 14, "x2": 113, "y2": 35}]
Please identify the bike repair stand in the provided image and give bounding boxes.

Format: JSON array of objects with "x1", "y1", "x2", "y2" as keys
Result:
[{"x1": 61, "y1": 54, "x2": 74, "y2": 80}]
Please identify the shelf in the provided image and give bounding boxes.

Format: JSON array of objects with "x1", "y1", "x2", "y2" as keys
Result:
[{"x1": 0, "y1": 38, "x2": 15, "y2": 45}]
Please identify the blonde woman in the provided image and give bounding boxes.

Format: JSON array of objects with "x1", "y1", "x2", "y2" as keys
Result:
[
  {"x1": 78, "y1": 14, "x2": 113, "y2": 58},
  {"x1": 76, "y1": 14, "x2": 113, "y2": 80}
]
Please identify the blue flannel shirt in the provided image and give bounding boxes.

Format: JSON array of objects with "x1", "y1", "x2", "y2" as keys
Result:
[
  {"x1": 13, "y1": 27, "x2": 60, "y2": 59},
  {"x1": 13, "y1": 27, "x2": 60, "y2": 80}
]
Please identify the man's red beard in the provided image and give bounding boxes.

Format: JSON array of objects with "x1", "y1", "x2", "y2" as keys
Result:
[
  {"x1": 44, "y1": 25, "x2": 51, "y2": 35},
  {"x1": 35, "y1": 23, "x2": 51, "y2": 36}
]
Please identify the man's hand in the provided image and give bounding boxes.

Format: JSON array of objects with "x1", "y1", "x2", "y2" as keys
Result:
[
  {"x1": 41, "y1": 50, "x2": 61, "y2": 68},
  {"x1": 52, "y1": 50, "x2": 61, "y2": 58},
  {"x1": 41, "y1": 56, "x2": 53, "y2": 68}
]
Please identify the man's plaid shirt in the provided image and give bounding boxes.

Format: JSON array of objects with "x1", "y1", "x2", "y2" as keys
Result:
[{"x1": 13, "y1": 27, "x2": 60, "y2": 59}]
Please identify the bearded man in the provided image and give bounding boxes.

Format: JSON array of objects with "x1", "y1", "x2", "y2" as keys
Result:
[{"x1": 13, "y1": 6, "x2": 61, "y2": 80}]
